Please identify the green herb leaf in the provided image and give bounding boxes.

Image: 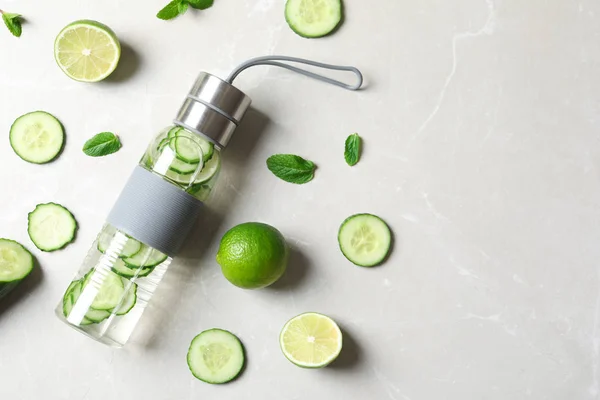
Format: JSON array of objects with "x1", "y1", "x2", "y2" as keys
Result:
[
  {"x1": 187, "y1": 0, "x2": 214, "y2": 10},
  {"x1": 157, "y1": 0, "x2": 185, "y2": 20},
  {"x1": 2, "y1": 12, "x2": 23, "y2": 37},
  {"x1": 266, "y1": 154, "x2": 316, "y2": 184},
  {"x1": 178, "y1": 1, "x2": 189, "y2": 14},
  {"x1": 83, "y1": 132, "x2": 122, "y2": 157},
  {"x1": 344, "y1": 133, "x2": 361, "y2": 166}
]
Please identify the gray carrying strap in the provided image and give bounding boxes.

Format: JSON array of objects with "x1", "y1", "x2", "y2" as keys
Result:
[
  {"x1": 225, "y1": 55, "x2": 363, "y2": 91},
  {"x1": 107, "y1": 166, "x2": 203, "y2": 257}
]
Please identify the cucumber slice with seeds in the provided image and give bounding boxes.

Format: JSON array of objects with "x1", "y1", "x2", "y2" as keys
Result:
[
  {"x1": 169, "y1": 157, "x2": 200, "y2": 175},
  {"x1": 285, "y1": 0, "x2": 342, "y2": 38},
  {"x1": 165, "y1": 151, "x2": 220, "y2": 186},
  {"x1": 27, "y1": 203, "x2": 77, "y2": 252},
  {"x1": 170, "y1": 131, "x2": 214, "y2": 162},
  {"x1": 170, "y1": 136, "x2": 203, "y2": 164},
  {"x1": 115, "y1": 279, "x2": 137, "y2": 315},
  {"x1": 89, "y1": 270, "x2": 125, "y2": 310},
  {"x1": 338, "y1": 213, "x2": 392, "y2": 267},
  {"x1": 187, "y1": 329, "x2": 245, "y2": 384},
  {"x1": 97, "y1": 230, "x2": 142, "y2": 258},
  {"x1": 10, "y1": 111, "x2": 65, "y2": 164},
  {"x1": 0, "y1": 239, "x2": 34, "y2": 300},
  {"x1": 111, "y1": 259, "x2": 154, "y2": 278},
  {"x1": 122, "y1": 245, "x2": 167, "y2": 268}
]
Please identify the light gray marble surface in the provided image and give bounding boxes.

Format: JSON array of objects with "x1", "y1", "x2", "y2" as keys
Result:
[{"x1": 1, "y1": 0, "x2": 599, "y2": 399}]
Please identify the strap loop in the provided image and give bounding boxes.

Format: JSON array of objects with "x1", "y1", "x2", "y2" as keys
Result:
[{"x1": 226, "y1": 55, "x2": 363, "y2": 91}]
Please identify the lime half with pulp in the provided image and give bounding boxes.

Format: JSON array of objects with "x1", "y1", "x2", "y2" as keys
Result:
[
  {"x1": 279, "y1": 312, "x2": 343, "y2": 368},
  {"x1": 54, "y1": 20, "x2": 121, "y2": 82}
]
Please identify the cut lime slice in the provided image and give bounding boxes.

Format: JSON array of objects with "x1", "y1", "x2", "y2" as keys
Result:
[
  {"x1": 279, "y1": 312, "x2": 343, "y2": 368},
  {"x1": 54, "y1": 20, "x2": 121, "y2": 82}
]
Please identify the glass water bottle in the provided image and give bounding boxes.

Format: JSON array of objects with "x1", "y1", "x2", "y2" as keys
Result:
[{"x1": 55, "y1": 73, "x2": 251, "y2": 347}]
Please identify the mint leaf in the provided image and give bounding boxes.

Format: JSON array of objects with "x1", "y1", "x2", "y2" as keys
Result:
[
  {"x1": 2, "y1": 12, "x2": 23, "y2": 37},
  {"x1": 266, "y1": 154, "x2": 316, "y2": 184},
  {"x1": 178, "y1": 1, "x2": 189, "y2": 14},
  {"x1": 83, "y1": 132, "x2": 122, "y2": 157},
  {"x1": 344, "y1": 133, "x2": 361, "y2": 166},
  {"x1": 187, "y1": 0, "x2": 214, "y2": 10},
  {"x1": 157, "y1": 0, "x2": 184, "y2": 20}
]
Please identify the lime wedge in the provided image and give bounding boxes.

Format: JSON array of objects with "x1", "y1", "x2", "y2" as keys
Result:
[
  {"x1": 279, "y1": 312, "x2": 343, "y2": 368},
  {"x1": 54, "y1": 20, "x2": 121, "y2": 82}
]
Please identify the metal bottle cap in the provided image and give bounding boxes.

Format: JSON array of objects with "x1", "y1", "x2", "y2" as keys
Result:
[{"x1": 174, "y1": 73, "x2": 252, "y2": 149}]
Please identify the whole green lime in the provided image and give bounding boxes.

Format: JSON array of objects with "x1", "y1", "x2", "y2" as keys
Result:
[{"x1": 216, "y1": 222, "x2": 288, "y2": 289}]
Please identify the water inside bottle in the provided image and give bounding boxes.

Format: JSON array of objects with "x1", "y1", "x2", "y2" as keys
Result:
[{"x1": 55, "y1": 224, "x2": 172, "y2": 347}]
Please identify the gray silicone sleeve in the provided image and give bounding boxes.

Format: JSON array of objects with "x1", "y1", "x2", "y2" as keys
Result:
[{"x1": 106, "y1": 166, "x2": 203, "y2": 257}]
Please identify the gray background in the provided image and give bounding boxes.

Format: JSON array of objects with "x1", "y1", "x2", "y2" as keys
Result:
[{"x1": 1, "y1": 0, "x2": 599, "y2": 399}]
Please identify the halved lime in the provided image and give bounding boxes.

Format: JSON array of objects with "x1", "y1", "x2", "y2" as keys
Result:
[
  {"x1": 54, "y1": 20, "x2": 121, "y2": 82},
  {"x1": 279, "y1": 312, "x2": 343, "y2": 368}
]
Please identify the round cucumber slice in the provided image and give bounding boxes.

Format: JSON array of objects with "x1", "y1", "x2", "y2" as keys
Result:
[
  {"x1": 115, "y1": 279, "x2": 137, "y2": 315},
  {"x1": 122, "y1": 245, "x2": 168, "y2": 268},
  {"x1": 285, "y1": 0, "x2": 342, "y2": 38},
  {"x1": 27, "y1": 203, "x2": 77, "y2": 252},
  {"x1": 97, "y1": 230, "x2": 142, "y2": 258},
  {"x1": 165, "y1": 151, "x2": 220, "y2": 186},
  {"x1": 338, "y1": 213, "x2": 392, "y2": 267},
  {"x1": 169, "y1": 157, "x2": 200, "y2": 175},
  {"x1": 0, "y1": 239, "x2": 34, "y2": 284},
  {"x1": 111, "y1": 259, "x2": 154, "y2": 278},
  {"x1": 85, "y1": 308, "x2": 111, "y2": 323},
  {"x1": 187, "y1": 329, "x2": 245, "y2": 384},
  {"x1": 170, "y1": 136, "x2": 203, "y2": 164},
  {"x1": 9, "y1": 111, "x2": 65, "y2": 164},
  {"x1": 89, "y1": 270, "x2": 125, "y2": 310}
]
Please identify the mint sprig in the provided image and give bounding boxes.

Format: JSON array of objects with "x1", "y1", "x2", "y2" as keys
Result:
[
  {"x1": 83, "y1": 132, "x2": 122, "y2": 157},
  {"x1": 1, "y1": 10, "x2": 23, "y2": 37},
  {"x1": 157, "y1": 0, "x2": 214, "y2": 20},
  {"x1": 266, "y1": 154, "x2": 316, "y2": 184},
  {"x1": 344, "y1": 133, "x2": 361, "y2": 166}
]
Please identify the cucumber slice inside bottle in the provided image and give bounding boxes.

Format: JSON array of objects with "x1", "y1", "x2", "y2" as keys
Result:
[
  {"x1": 187, "y1": 329, "x2": 245, "y2": 384},
  {"x1": 9, "y1": 111, "x2": 65, "y2": 164},
  {"x1": 165, "y1": 151, "x2": 220, "y2": 186},
  {"x1": 115, "y1": 279, "x2": 137, "y2": 315},
  {"x1": 285, "y1": 0, "x2": 342, "y2": 38},
  {"x1": 168, "y1": 157, "x2": 200, "y2": 175},
  {"x1": 170, "y1": 136, "x2": 203, "y2": 164},
  {"x1": 338, "y1": 213, "x2": 392, "y2": 267},
  {"x1": 169, "y1": 130, "x2": 214, "y2": 162},
  {"x1": 88, "y1": 270, "x2": 125, "y2": 310},
  {"x1": 111, "y1": 259, "x2": 154, "y2": 278},
  {"x1": 122, "y1": 245, "x2": 168, "y2": 268},
  {"x1": 97, "y1": 230, "x2": 142, "y2": 258},
  {"x1": 0, "y1": 239, "x2": 34, "y2": 297},
  {"x1": 27, "y1": 203, "x2": 77, "y2": 252}
]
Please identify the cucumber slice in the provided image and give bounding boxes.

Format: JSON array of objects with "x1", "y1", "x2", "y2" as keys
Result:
[
  {"x1": 169, "y1": 157, "x2": 200, "y2": 175},
  {"x1": 9, "y1": 111, "x2": 65, "y2": 164},
  {"x1": 89, "y1": 270, "x2": 125, "y2": 310},
  {"x1": 165, "y1": 151, "x2": 220, "y2": 186},
  {"x1": 111, "y1": 259, "x2": 154, "y2": 278},
  {"x1": 187, "y1": 329, "x2": 245, "y2": 384},
  {"x1": 0, "y1": 239, "x2": 34, "y2": 296},
  {"x1": 122, "y1": 245, "x2": 168, "y2": 268},
  {"x1": 167, "y1": 126, "x2": 183, "y2": 139},
  {"x1": 85, "y1": 308, "x2": 111, "y2": 323},
  {"x1": 115, "y1": 279, "x2": 137, "y2": 315},
  {"x1": 27, "y1": 203, "x2": 77, "y2": 252},
  {"x1": 338, "y1": 213, "x2": 392, "y2": 267},
  {"x1": 285, "y1": 0, "x2": 342, "y2": 38},
  {"x1": 170, "y1": 136, "x2": 203, "y2": 164},
  {"x1": 169, "y1": 131, "x2": 214, "y2": 163},
  {"x1": 97, "y1": 230, "x2": 142, "y2": 258}
]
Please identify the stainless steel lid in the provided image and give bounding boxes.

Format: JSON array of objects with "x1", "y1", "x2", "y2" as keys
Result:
[{"x1": 174, "y1": 73, "x2": 252, "y2": 149}]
